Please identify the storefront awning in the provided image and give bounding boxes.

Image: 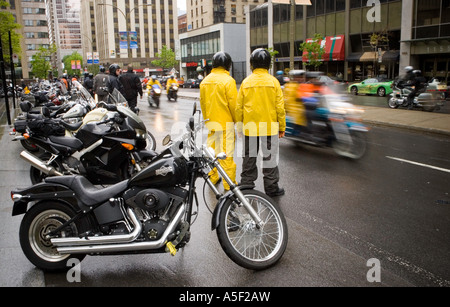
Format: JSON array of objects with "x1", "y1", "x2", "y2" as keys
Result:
[
  {"x1": 359, "y1": 51, "x2": 383, "y2": 62},
  {"x1": 302, "y1": 35, "x2": 345, "y2": 62},
  {"x1": 347, "y1": 53, "x2": 362, "y2": 62},
  {"x1": 350, "y1": 50, "x2": 399, "y2": 62},
  {"x1": 382, "y1": 50, "x2": 399, "y2": 62}
]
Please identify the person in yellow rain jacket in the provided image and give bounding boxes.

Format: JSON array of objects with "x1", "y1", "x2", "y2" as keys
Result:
[
  {"x1": 165, "y1": 75, "x2": 178, "y2": 94},
  {"x1": 199, "y1": 51, "x2": 238, "y2": 191},
  {"x1": 283, "y1": 70, "x2": 307, "y2": 136},
  {"x1": 236, "y1": 48, "x2": 286, "y2": 197},
  {"x1": 147, "y1": 75, "x2": 162, "y2": 90}
]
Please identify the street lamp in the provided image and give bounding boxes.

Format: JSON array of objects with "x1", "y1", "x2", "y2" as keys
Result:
[{"x1": 98, "y1": 1, "x2": 152, "y2": 61}]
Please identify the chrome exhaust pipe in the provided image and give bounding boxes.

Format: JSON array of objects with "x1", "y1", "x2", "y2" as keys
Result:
[
  {"x1": 20, "y1": 151, "x2": 63, "y2": 176},
  {"x1": 56, "y1": 204, "x2": 186, "y2": 255},
  {"x1": 51, "y1": 208, "x2": 141, "y2": 247}
]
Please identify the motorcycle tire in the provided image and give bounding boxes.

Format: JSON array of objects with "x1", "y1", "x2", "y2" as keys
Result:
[
  {"x1": 216, "y1": 189, "x2": 288, "y2": 270},
  {"x1": 388, "y1": 98, "x2": 399, "y2": 109},
  {"x1": 30, "y1": 152, "x2": 65, "y2": 184},
  {"x1": 20, "y1": 139, "x2": 39, "y2": 152},
  {"x1": 19, "y1": 201, "x2": 90, "y2": 271},
  {"x1": 333, "y1": 130, "x2": 367, "y2": 160},
  {"x1": 146, "y1": 132, "x2": 157, "y2": 151}
]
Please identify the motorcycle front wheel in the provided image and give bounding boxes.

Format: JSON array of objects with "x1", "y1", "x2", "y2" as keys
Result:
[
  {"x1": 216, "y1": 189, "x2": 288, "y2": 270},
  {"x1": 19, "y1": 202, "x2": 90, "y2": 271},
  {"x1": 388, "y1": 97, "x2": 399, "y2": 109}
]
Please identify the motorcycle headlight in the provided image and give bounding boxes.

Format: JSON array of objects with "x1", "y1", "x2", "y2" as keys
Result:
[{"x1": 135, "y1": 128, "x2": 146, "y2": 139}]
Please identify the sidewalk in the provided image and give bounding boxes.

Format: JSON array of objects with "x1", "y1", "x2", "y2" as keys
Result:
[{"x1": 177, "y1": 88, "x2": 450, "y2": 136}]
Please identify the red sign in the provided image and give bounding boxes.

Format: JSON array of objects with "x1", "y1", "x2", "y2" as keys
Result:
[
  {"x1": 302, "y1": 35, "x2": 345, "y2": 62},
  {"x1": 186, "y1": 62, "x2": 198, "y2": 67}
]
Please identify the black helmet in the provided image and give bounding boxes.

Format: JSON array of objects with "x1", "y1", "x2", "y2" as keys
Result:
[
  {"x1": 99, "y1": 66, "x2": 106, "y2": 73},
  {"x1": 109, "y1": 64, "x2": 120, "y2": 75},
  {"x1": 212, "y1": 51, "x2": 232, "y2": 71},
  {"x1": 413, "y1": 69, "x2": 422, "y2": 76},
  {"x1": 250, "y1": 48, "x2": 271, "y2": 70}
]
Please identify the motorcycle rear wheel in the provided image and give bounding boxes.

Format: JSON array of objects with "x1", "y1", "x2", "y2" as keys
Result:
[
  {"x1": 333, "y1": 130, "x2": 367, "y2": 159},
  {"x1": 216, "y1": 190, "x2": 288, "y2": 270},
  {"x1": 30, "y1": 153, "x2": 65, "y2": 184},
  {"x1": 19, "y1": 202, "x2": 89, "y2": 271}
]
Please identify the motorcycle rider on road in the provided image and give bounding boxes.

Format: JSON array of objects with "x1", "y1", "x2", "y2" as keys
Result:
[
  {"x1": 106, "y1": 64, "x2": 125, "y2": 103},
  {"x1": 166, "y1": 75, "x2": 178, "y2": 94},
  {"x1": 199, "y1": 51, "x2": 238, "y2": 191},
  {"x1": 147, "y1": 75, "x2": 162, "y2": 90}
]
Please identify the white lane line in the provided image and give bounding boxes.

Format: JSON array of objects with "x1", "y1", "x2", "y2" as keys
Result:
[{"x1": 386, "y1": 156, "x2": 450, "y2": 174}]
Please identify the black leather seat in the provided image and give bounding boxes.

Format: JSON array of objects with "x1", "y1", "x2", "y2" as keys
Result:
[
  {"x1": 49, "y1": 135, "x2": 84, "y2": 151},
  {"x1": 45, "y1": 175, "x2": 129, "y2": 207},
  {"x1": 59, "y1": 120, "x2": 83, "y2": 131}
]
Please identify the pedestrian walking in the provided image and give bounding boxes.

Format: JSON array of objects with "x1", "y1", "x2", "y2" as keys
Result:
[
  {"x1": 119, "y1": 65, "x2": 143, "y2": 113},
  {"x1": 93, "y1": 66, "x2": 109, "y2": 102},
  {"x1": 106, "y1": 64, "x2": 125, "y2": 104},
  {"x1": 235, "y1": 48, "x2": 286, "y2": 197},
  {"x1": 199, "y1": 51, "x2": 238, "y2": 191}
]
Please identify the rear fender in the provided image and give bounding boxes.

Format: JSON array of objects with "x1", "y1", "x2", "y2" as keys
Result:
[{"x1": 11, "y1": 182, "x2": 78, "y2": 216}]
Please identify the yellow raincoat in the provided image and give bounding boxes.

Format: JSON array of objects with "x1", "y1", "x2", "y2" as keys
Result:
[
  {"x1": 236, "y1": 68, "x2": 286, "y2": 136},
  {"x1": 200, "y1": 67, "x2": 238, "y2": 190}
]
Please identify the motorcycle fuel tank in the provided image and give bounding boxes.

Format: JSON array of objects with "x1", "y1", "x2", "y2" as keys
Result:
[{"x1": 129, "y1": 152, "x2": 188, "y2": 188}]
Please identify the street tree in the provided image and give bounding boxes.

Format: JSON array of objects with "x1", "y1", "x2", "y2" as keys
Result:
[
  {"x1": 30, "y1": 44, "x2": 58, "y2": 79},
  {"x1": 62, "y1": 51, "x2": 83, "y2": 77},
  {"x1": 151, "y1": 45, "x2": 178, "y2": 70},
  {"x1": 300, "y1": 33, "x2": 325, "y2": 71},
  {"x1": 0, "y1": 0, "x2": 22, "y2": 64}
]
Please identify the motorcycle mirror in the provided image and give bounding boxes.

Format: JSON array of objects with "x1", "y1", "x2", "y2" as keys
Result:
[
  {"x1": 162, "y1": 134, "x2": 171, "y2": 146},
  {"x1": 216, "y1": 152, "x2": 227, "y2": 160},
  {"x1": 192, "y1": 103, "x2": 197, "y2": 116}
]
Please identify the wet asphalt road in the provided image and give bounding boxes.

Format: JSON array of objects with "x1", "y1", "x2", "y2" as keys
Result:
[{"x1": 0, "y1": 94, "x2": 449, "y2": 287}]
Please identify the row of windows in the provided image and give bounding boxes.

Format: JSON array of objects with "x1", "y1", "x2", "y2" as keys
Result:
[
  {"x1": 24, "y1": 20, "x2": 48, "y2": 26},
  {"x1": 180, "y1": 31, "x2": 221, "y2": 60},
  {"x1": 25, "y1": 32, "x2": 49, "y2": 38},
  {"x1": 251, "y1": 0, "x2": 401, "y2": 28},
  {"x1": 23, "y1": 7, "x2": 45, "y2": 14},
  {"x1": 27, "y1": 44, "x2": 49, "y2": 50}
]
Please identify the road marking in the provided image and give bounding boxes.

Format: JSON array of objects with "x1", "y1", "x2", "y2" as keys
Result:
[{"x1": 386, "y1": 156, "x2": 450, "y2": 174}]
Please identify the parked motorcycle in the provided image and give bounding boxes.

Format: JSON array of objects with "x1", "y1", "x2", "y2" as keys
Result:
[
  {"x1": 11, "y1": 104, "x2": 288, "y2": 271},
  {"x1": 285, "y1": 94, "x2": 368, "y2": 160},
  {"x1": 388, "y1": 82, "x2": 445, "y2": 112},
  {"x1": 167, "y1": 83, "x2": 178, "y2": 102},
  {"x1": 148, "y1": 84, "x2": 162, "y2": 108}
]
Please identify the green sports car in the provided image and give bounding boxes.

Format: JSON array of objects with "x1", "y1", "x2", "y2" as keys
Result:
[{"x1": 348, "y1": 77, "x2": 393, "y2": 97}]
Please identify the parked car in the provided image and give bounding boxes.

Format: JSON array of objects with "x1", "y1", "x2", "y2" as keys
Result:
[
  {"x1": 185, "y1": 78, "x2": 201, "y2": 88},
  {"x1": 348, "y1": 77, "x2": 393, "y2": 97}
]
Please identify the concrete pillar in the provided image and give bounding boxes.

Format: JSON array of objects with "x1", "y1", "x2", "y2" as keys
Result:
[{"x1": 399, "y1": 0, "x2": 414, "y2": 71}]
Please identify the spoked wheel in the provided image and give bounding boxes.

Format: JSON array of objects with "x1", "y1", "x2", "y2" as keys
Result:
[
  {"x1": 388, "y1": 97, "x2": 399, "y2": 109},
  {"x1": 216, "y1": 189, "x2": 288, "y2": 270},
  {"x1": 19, "y1": 202, "x2": 89, "y2": 271}
]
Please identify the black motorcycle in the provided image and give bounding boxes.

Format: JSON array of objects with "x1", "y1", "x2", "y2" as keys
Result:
[
  {"x1": 11, "y1": 104, "x2": 288, "y2": 271},
  {"x1": 21, "y1": 103, "x2": 156, "y2": 185}
]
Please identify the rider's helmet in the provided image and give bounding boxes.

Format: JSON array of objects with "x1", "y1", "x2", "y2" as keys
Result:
[
  {"x1": 404, "y1": 66, "x2": 414, "y2": 73},
  {"x1": 250, "y1": 48, "x2": 271, "y2": 70},
  {"x1": 212, "y1": 51, "x2": 232, "y2": 71},
  {"x1": 413, "y1": 70, "x2": 422, "y2": 76},
  {"x1": 276, "y1": 70, "x2": 283, "y2": 76},
  {"x1": 151, "y1": 75, "x2": 157, "y2": 80},
  {"x1": 109, "y1": 64, "x2": 120, "y2": 75},
  {"x1": 99, "y1": 66, "x2": 106, "y2": 73},
  {"x1": 89, "y1": 73, "x2": 94, "y2": 78}
]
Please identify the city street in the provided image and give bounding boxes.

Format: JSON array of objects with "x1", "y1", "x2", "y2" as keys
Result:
[{"x1": 0, "y1": 94, "x2": 449, "y2": 287}]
